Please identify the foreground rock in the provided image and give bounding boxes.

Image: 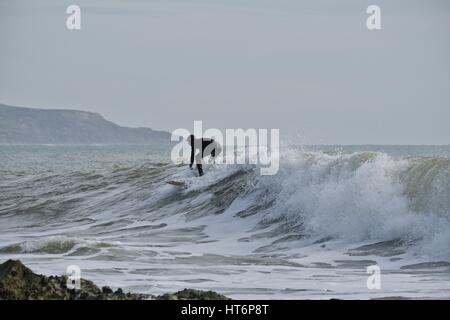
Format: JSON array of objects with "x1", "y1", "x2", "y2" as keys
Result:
[
  {"x1": 156, "y1": 288, "x2": 230, "y2": 300},
  {"x1": 0, "y1": 260, "x2": 147, "y2": 300},
  {"x1": 0, "y1": 259, "x2": 229, "y2": 300}
]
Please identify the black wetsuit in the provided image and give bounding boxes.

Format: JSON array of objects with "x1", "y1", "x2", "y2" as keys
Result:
[{"x1": 190, "y1": 138, "x2": 218, "y2": 176}]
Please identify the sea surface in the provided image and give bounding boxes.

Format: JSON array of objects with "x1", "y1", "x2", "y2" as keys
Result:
[{"x1": 1, "y1": 145, "x2": 450, "y2": 299}]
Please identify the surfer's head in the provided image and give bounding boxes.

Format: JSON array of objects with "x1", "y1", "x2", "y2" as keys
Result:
[{"x1": 187, "y1": 134, "x2": 195, "y2": 145}]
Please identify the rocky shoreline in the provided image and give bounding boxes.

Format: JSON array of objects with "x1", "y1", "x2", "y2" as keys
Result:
[{"x1": 0, "y1": 259, "x2": 230, "y2": 300}]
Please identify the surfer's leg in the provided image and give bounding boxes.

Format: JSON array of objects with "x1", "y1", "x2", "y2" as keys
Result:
[
  {"x1": 208, "y1": 142, "x2": 221, "y2": 164},
  {"x1": 209, "y1": 148, "x2": 216, "y2": 164},
  {"x1": 196, "y1": 164, "x2": 204, "y2": 176},
  {"x1": 195, "y1": 152, "x2": 204, "y2": 176}
]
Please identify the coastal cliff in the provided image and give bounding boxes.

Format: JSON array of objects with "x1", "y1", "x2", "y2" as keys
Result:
[{"x1": 0, "y1": 104, "x2": 170, "y2": 145}]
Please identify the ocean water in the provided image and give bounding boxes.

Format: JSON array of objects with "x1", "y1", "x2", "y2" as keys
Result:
[{"x1": 1, "y1": 145, "x2": 450, "y2": 299}]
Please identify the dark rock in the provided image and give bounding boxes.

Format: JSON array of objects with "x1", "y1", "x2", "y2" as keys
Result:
[
  {"x1": 102, "y1": 286, "x2": 113, "y2": 294},
  {"x1": 0, "y1": 259, "x2": 230, "y2": 300},
  {"x1": 0, "y1": 260, "x2": 148, "y2": 300},
  {"x1": 157, "y1": 288, "x2": 230, "y2": 300}
]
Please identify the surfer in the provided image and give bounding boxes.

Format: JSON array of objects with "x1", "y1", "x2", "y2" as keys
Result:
[{"x1": 187, "y1": 134, "x2": 222, "y2": 176}]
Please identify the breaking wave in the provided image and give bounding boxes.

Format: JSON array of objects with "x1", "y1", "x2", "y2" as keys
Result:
[{"x1": 1, "y1": 147, "x2": 450, "y2": 261}]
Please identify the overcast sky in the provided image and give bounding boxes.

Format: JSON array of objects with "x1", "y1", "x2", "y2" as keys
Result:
[{"x1": 1, "y1": 0, "x2": 449, "y2": 144}]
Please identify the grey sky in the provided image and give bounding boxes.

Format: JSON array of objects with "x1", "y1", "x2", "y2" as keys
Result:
[{"x1": 1, "y1": 0, "x2": 449, "y2": 144}]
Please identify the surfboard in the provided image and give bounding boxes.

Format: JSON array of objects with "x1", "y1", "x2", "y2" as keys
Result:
[{"x1": 166, "y1": 180, "x2": 187, "y2": 188}]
